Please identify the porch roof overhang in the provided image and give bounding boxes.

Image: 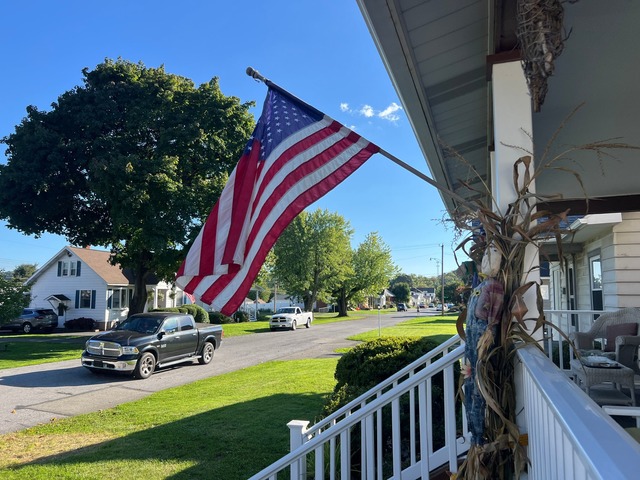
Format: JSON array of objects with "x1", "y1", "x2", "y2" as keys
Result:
[
  {"x1": 45, "y1": 294, "x2": 71, "y2": 302},
  {"x1": 539, "y1": 212, "x2": 622, "y2": 261},
  {"x1": 356, "y1": 0, "x2": 640, "y2": 218}
]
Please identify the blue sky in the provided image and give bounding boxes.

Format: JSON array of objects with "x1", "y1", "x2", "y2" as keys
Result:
[{"x1": 0, "y1": 0, "x2": 461, "y2": 278}]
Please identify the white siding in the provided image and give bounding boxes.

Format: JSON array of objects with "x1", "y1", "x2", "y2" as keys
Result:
[
  {"x1": 610, "y1": 212, "x2": 640, "y2": 307},
  {"x1": 30, "y1": 253, "x2": 109, "y2": 328},
  {"x1": 571, "y1": 213, "x2": 640, "y2": 310}
]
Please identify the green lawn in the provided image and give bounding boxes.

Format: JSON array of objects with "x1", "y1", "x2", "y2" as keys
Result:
[
  {"x1": 0, "y1": 313, "x2": 458, "y2": 479},
  {"x1": 0, "y1": 335, "x2": 88, "y2": 369},
  {"x1": 349, "y1": 313, "x2": 459, "y2": 345},
  {"x1": 0, "y1": 359, "x2": 338, "y2": 479}
]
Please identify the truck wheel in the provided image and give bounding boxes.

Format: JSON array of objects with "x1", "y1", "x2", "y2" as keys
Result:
[
  {"x1": 198, "y1": 341, "x2": 215, "y2": 365},
  {"x1": 291, "y1": 320, "x2": 297, "y2": 331},
  {"x1": 21, "y1": 323, "x2": 32, "y2": 334},
  {"x1": 133, "y1": 352, "x2": 156, "y2": 379},
  {"x1": 305, "y1": 318, "x2": 311, "y2": 328}
]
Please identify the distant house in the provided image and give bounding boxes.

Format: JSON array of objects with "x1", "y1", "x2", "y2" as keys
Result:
[{"x1": 27, "y1": 246, "x2": 182, "y2": 330}]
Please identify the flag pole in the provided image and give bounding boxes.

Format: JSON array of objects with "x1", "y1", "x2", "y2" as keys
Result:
[{"x1": 246, "y1": 67, "x2": 472, "y2": 208}]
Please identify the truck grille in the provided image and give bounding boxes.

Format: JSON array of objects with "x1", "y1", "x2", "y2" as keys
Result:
[{"x1": 86, "y1": 340, "x2": 121, "y2": 357}]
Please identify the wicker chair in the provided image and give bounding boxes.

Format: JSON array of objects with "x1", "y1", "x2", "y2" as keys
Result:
[{"x1": 570, "y1": 308, "x2": 640, "y2": 373}]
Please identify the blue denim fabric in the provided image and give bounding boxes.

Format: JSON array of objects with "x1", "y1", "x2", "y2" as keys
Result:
[{"x1": 464, "y1": 281, "x2": 490, "y2": 445}]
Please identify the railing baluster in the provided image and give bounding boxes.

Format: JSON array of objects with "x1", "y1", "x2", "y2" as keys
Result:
[
  {"x1": 340, "y1": 430, "x2": 348, "y2": 480},
  {"x1": 376, "y1": 402, "x2": 382, "y2": 480},
  {"x1": 418, "y1": 379, "x2": 430, "y2": 478},
  {"x1": 409, "y1": 375, "x2": 416, "y2": 465},
  {"x1": 365, "y1": 414, "x2": 375, "y2": 480},
  {"x1": 443, "y1": 364, "x2": 458, "y2": 473},
  {"x1": 329, "y1": 436, "x2": 336, "y2": 480},
  {"x1": 315, "y1": 443, "x2": 323, "y2": 479},
  {"x1": 392, "y1": 397, "x2": 401, "y2": 478}
]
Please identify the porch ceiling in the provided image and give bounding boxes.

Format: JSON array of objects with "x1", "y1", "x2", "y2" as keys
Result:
[{"x1": 357, "y1": 0, "x2": 640, "y2": 217}]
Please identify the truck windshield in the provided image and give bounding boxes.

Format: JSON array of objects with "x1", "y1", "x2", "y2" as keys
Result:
[
  {"x1": 116, "y1": 316, "x2": 162, "y2": 334},
  {"x1": 276, "y1": 308, "x2": 297, "y2": 314}
]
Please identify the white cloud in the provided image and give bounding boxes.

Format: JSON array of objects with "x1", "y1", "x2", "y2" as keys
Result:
[
  {"x1": 378, "y1": 102, "x2": 402, "y2": 122},
  {"x1": 359, "y1": 105, "x2": 375, "y2": 117},
  {"x1": 338, "y1": 101, "x2": 403, "y2": 123}
]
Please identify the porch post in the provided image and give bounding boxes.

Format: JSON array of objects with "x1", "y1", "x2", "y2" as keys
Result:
[
  {"x1": 288, "y1": 420, "x2": 310, "y2": 479},
  {"x1": 491, "y1": 59, "x2": 541, "y2": 337},
  {"x1": 491, "y1": 59, "x2": 540, "y2": 458}
]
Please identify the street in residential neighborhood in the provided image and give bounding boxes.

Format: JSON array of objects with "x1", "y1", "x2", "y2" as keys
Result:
[{"x1": 0, "y1": 311, "x2": 428, "y2": 434}]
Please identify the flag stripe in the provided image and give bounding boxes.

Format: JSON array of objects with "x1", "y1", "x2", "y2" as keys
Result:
[
  {"x1": 199, "y1": 136, "x2": 376, "y2": 311},
  {"x1": 197, "y1": 131, "x2": 369, "y2": 302},
  {"x1": 176, "y1": 86, "x2": 379, "y2": 315}
]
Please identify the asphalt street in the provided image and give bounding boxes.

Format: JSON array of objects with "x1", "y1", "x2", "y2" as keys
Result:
[{"x1": 0, "y1": 310, "x2": 432, "y2": 434}]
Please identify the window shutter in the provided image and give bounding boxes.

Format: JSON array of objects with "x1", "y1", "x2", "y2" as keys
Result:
[
  {"x1": 91, "y1": 290, "x2": 96, "y2": 309},
  {"x1": 57, "y1": 261, "x2": 62, "y2": 277},
  {"x1": 107, "y1": 290, "x2": 112, "y2": 309},
  {"x1": 76, "y1": 261, "x2": 81, "y2": 276},
  {"x1": 75, "y1": 290, "x2": 80, "y2": 309}
]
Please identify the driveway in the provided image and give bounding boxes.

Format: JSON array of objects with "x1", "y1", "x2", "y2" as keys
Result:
[{"x1": 0, "y1": 311, "x2": 427, "y2": 434}]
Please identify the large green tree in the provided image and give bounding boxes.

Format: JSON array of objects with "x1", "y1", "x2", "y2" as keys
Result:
[
  {"x1": 0, "y1": 59, "x2": 255, "y2": 313},
  {"x1": 12, "y1": 264, "x2": 38, "y2": 283},
  {"x1": 273, "y1": 209, "x2": 353, "y2": 312},
  {"x1": 334, "y1": 232, "x2": 396, "y2": 316},
  {"x1": 0, "y1": 273, "x2": 30, "y2": 324},
  {"x1": 391, "y1": 282, "x2": 411, "y2": 304}
]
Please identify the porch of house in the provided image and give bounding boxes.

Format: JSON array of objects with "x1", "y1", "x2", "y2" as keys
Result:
[{"x1": 249, "y1": 309, "x2": 640, "y2": 479}]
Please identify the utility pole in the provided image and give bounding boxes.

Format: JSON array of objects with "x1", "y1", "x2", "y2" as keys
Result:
[
  {"x1": 431, "y1": 244, "x2": 445, "y2": 309},
  {"x1": 440, "y1": 243, "x2": 445, "y2": 310}
]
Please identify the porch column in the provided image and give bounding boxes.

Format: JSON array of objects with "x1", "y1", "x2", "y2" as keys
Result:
[
  {"x1": 491, "y1": 59, "x2": 540, "y2": 456},
  {"x1": 491, "y1": 59, "x2": 541, "y2": 338}
]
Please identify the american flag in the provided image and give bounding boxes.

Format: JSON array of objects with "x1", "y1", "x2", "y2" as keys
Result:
[{"x1": 175, "y1": 86, "x2": 379, "y2": 315}]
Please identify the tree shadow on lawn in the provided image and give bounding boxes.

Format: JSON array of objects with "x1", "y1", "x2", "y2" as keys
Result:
[{"x1": 4, "y1": 393, "x2": 326, "y2": 480}]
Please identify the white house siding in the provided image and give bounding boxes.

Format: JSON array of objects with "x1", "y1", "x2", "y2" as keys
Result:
[
  {"x1": 571, "y1": 212, "x2": 640, "y2": 310},
  {"x1": 609, "y1": 212, "x2": 640, "y2": 308},
  {"x1": 29, "y1": 253, "x2": 109, "y2": 328}
]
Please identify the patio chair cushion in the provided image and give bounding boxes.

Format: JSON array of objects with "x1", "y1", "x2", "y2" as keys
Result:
[
  {"x1": 605, "y1": 323, "x2": 638, "y2": 352},
  {"x1": 626, "y1": 427, "x2": 640, "y2": 443}
]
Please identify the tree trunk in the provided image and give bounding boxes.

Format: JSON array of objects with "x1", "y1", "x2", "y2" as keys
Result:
[
  {"x1": 336, "y1": 287, "x2": 349, "y2": 317},
  {"x1": 129, "y1": 263, "x2": 151, "y2": 315}
]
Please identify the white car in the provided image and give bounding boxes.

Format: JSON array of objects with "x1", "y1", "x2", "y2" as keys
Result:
[{"x1": 269, "y1": 307, "x2": 313, "y2": 331}]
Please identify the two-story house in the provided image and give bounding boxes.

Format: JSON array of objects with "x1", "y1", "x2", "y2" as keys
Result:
[{"x1": 27, "y1": 246, "x2": 182, "y2": 330}]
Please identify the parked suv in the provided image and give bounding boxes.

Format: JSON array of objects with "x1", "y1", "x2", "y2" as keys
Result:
[
  {"x1": 2, "y1": 308, "x2": 59, "y2": 334},
  {"x1": 397, "y1": 303, "x2": 407, "y2": 312}
]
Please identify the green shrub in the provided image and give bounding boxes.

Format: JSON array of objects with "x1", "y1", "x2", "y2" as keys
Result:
[
  {"x1": 330, "y1": 337, "x2": 442, "y2": 399},
  {"x1": 179, "y1": 304, "x2": 209, "y2": 323},
  {"x1": 323, "y1": 336, "x2": 459, "y2": 476},
  {"x1": 233, "y1": 311, "x2": 249, "y2": 323},
  {"x1": 209, "y1": 311, "x2": 235, "y2": 324},
  {"x1": 257, "y1": 312, "x2": 272, "y2": 322}
]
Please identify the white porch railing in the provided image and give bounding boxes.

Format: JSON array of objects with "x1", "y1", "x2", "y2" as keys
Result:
[
  {"x1": 517, "y1": 345, "x2": 640, "y2": 479},
  {"x1": 249, "y1": 336, "x2": 469, "y2": 479},
  {"x1": 250, "y1": 310, "x2": 640, "y2": 479}
]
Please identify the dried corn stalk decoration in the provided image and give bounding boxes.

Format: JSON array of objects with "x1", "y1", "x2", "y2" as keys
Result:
[
  {"x1": 442, "y1": 107, "x2": 640, "y2": 479},
  {"x1": 516, "y1": 0, "x2": 569, "y2": 112}
]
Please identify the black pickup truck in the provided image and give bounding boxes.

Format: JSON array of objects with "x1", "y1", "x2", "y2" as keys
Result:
[{"x1": 81, "y1": 312, "x2": 223, "y2": 379}]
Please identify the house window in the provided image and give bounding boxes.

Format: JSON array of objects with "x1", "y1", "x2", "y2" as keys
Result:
[
  {"x1": 590, "y1": 254, "x2": 603, "y2": 311},
  {"x1": 80, "y1": 290, "x2": 92, "y2": 308},
  {"x1": 107, "y1": 288, "x2": 132, "y2": 309},
  {"x1": 58, "y1": 260, "x2": 80, "y2": 277}
]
